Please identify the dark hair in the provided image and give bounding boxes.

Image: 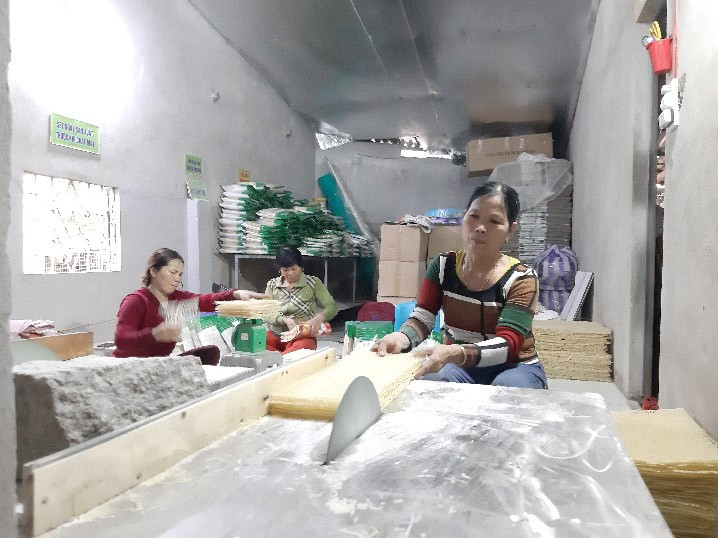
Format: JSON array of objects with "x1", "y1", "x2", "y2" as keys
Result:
[
  {"x1": 466, "y1": 181, "x2": 520, "y2": 224},
  {"x1": 142, "y1": 248, "x2": 184, "y2": 286},
  {"x1": 275, "y1": 245, "x2": 303, "y2": 269}
]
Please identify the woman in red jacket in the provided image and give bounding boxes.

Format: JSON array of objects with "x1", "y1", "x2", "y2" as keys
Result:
[{"x1": 114, "y1": 248, "x2": 265, "y2": 358}]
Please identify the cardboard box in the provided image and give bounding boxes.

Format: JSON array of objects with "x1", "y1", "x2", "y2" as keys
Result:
[
  {"x1": 378, "y1": 260, "x2": 426, "y2": 297},
  {"x1": 399, "y1": 261, "x2": 426, "y2": 296},
  {"x1": 377, "y1": 295, "x2": 416, "y2": 306},
  {"x1": 428, "y1": 225, "x2": 464, "y2": 259},
  {"x1": 466, "y1": 133, "x2": 553, "y2": 177},
  {"x1": 379, "y1": 224, "x2": 399, "y2": 260},
  {"x1": 380, "y1": 225, "x2": 428, "y2": 261}
]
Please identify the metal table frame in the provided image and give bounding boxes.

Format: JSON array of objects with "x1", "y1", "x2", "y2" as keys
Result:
[{"x1": 231, "y1": 254, "x2": 359, "y2": 302}]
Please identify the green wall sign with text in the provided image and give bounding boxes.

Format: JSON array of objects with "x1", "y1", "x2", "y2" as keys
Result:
[
  {"x1": 49, "y1": 114, "x2": 99, "y2": 154},
  {"x1": 185, "y1": 154, "x2": 203, "y2": 175}
]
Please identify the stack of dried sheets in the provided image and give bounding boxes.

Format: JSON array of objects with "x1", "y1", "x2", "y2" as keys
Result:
[
  {"x1": 611, "y1": 409, "x2": 718, "y2": 537},
  {"x1": 215, "y1": 299, "x2": 282, "y2": 319},
  {"x1": 533, "y1": 319, "x2": 612, "y2": 381},
  {"x1": 268, "y1": 350, "x2": 421, "y2": 420}
]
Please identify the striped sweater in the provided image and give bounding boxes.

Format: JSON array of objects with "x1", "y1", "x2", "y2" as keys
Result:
[{"x1": 400, "y1": 250, "x2": 539, "y2": 368}]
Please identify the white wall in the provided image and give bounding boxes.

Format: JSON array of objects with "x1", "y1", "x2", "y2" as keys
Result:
[
  {"x1": 0, "y1": 0, "x2": 17, "y2": 534},
  {"x1": 8, "y1": 0, "x2": 316, "y2": 342},
  {"x1": 317, "y1": 142, "x2": 478, "y2": 235},
  {"x1": 568, "y1": 0, "x2": 655, "y2": 399},
  {"x1": 659, "y1": 1, "x2": 718, "y2": 438}
]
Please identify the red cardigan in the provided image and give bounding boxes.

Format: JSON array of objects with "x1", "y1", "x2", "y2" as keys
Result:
[{"x1": 113, "y1": 287, "x2": 235, "y2": 358}]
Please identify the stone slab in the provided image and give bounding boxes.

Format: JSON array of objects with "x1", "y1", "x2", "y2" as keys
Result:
[{"x1": 14, "y1": 355, "x2": 209, "y2": 477}]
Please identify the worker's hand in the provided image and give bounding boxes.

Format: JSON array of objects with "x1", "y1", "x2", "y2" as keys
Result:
[
  {"x1": 282, "y1": 317, "x2": 297, "y2": 330},
  {"x1": 152, "y1": 322, "x2": 182, "y2": 343},
  {"x1": 413, "y1": 344, "x2": 462, "y2": 379},
  {"x1": 234, "y1": 290, "x2": 268, "y2": 301},
  {"x1": 306, "y1": 316, "x2": 324, "y2": 336},
  {"x1": 371, "y1": 332, "x2": 411, "y2": 356}
]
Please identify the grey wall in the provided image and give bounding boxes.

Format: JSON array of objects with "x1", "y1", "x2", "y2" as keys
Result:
[
  {"x1": 317, "y1": 143, "x2": 480, "y2": 235},
  {"x1": 7, "y1": 0, "x2": 316, "y2": 343},
  {"x1": 0, "y1": 1, "x2": 17, "y2": 535},
  {"x1": 659, "y1": 1, "x2": 718, "y2": 438},
  {"x1": 568, "y1": 0, "x2": 655, "y2": 399}
]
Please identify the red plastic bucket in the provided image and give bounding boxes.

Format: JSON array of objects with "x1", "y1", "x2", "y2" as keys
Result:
[{"x1": 647, "y1": 37, "x2": 672, "y2": 75}]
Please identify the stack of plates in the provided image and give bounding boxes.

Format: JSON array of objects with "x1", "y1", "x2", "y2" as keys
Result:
[
  {"x1": 611, "y1": 408, "x2": 718, "y2": 537},
  {"x1": 532, "y1": 319, "x2": 612, "y2": 381}
]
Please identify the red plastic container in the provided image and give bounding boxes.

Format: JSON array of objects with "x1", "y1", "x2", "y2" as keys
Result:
[{"x1": 647, "y1": 37, "x2": 672, "y2": 75}]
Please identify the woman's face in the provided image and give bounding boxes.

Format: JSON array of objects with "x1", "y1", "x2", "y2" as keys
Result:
[
  {"x1": 150, "y1": 259, "x2": 184, "y2": 297},
  {"x1": 280, "y1": 264, "x2": 302, "y2": 284},
  {"x1": 462, "y1": 195, "x2": 516, "y2": 254}
]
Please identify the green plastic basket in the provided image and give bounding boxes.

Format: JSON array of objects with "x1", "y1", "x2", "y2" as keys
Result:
[{"x1": 345, "y1": 321, "x2": 394, "y2": 341}]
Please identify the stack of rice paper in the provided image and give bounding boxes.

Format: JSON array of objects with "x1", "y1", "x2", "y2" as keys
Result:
[
  {"x1": 218, "y1": 183, "x2": 294, "y2": 254},
  {"x1": 611, "y1": 408, "x2": 718, "y2": 537},
  {"x1": 217, "y1": 183, "x2": 375, "y2": 257},
  {"x1": 253, "y1": 206, "x2": 347, "y2": 254},
  {"x1": 532, "y1": 319, "x2": 612, "y2": 381},
  {"x1": 215, "y1": 299, "x2": 282, "y2": 318}
]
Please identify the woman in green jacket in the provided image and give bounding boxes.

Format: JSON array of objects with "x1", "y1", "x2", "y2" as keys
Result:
[{"x1": 264, "y1": 245, "x2": 338, "y2": 354}]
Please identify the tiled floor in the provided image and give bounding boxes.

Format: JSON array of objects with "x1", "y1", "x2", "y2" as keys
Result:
[
  {"x1": 546, "y1": 379, "x2": 640, "y2": 411},
  {"x1": 317, "y1": 338, "x2": 639, "y2": 412}
]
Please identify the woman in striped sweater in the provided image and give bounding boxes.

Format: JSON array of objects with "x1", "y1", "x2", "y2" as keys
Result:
[{"x1": 373, "y1": 182, "x2": 547, "y2": 389}]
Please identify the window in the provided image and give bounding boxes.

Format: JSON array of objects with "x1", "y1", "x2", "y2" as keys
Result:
[{"x1": 22, "y1": 173, "x2": 121, "y2": 274}]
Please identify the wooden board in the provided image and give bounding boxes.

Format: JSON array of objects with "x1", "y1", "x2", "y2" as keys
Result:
[
  {"x1": 31, "y1": 332, "x2": 93, "y2": 360},
  {"x1": 22, "y1": 347, "x2": 336, "y2": 536},
  {"x1": 268, "y1": 349, "x2": 421, "y2": 420}
]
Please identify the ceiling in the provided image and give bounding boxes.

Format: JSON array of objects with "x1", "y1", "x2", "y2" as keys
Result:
[{"x1": 189, "y1": 0, "x2": 600, "y2": 155}]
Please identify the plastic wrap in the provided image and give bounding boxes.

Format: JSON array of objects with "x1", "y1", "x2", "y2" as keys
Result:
[
  {"x1": 488, "y1": 153, "x2": 572, "y2": 211},
  {"x1": 52, "y1": 380, "x2": 670, "y2": 537}
]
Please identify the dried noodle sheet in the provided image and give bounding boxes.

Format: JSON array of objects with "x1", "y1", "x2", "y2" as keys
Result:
[
  {"x1": 215, "y1": 299, "x2": 282, "y2": 318},
  {"x1": 533, "y1": 320, "x2": 613, "y2": 381},
  {"x1": 268, "y1": 350, "x2": 421, "y2": 421},
  {"x1": 611, "y1": 409, "x2": 718, "y2": 537}
]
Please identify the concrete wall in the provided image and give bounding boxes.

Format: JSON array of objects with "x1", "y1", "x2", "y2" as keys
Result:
[
  {"x1": 568, "y1": 0, "x2": 655, "y2": 399},
  {"x1": 7, "y1": 0, "x2": 316, "y2": 342},
  {"x1": 659, "y1": 1, "x2": 718, "y2": 438},
  {"x1": 0, "y1": 0, "x2": 17, "y2": 534},
  {"x1": 317, "y1": 143, "x2": 479, "y2": 235}
]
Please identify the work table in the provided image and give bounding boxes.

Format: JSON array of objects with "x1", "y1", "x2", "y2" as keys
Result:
[{"x1": 43, "y1": 380, "x2": 670, "y2": 537}]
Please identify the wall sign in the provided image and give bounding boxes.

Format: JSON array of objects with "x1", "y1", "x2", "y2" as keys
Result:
[
  {"x1": 185, "y1": 154, "x2": 203, "y2": 175},
  {"x1": 49, "y1": 113, "x2": 100, "y2": 154},
  {"x1": 185, "y1": 154, "x2": 207, "y2": 201},
  {"x1": 238, "y1": 168, "x2": 252, "y2": 182}
]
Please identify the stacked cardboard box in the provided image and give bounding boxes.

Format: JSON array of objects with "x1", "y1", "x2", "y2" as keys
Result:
[
  {"x1": 377, "y1": 225, "x2": 427, "y2": 304},
  {"x1": 427, "y1": 225, "x2": 464, "y2": 260},
  {"x1": 377, "y1": 224, "x2": 466, "y2": 304},
  {"x1": 533, "y1": 319, "x2": 612, "y2": 381},
  {"x1": 611, "y1": 409, "x2": 718, "y2": 537},
  {"x1": 466, "y1": 133, "x2": 553, "y2": 177}
]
